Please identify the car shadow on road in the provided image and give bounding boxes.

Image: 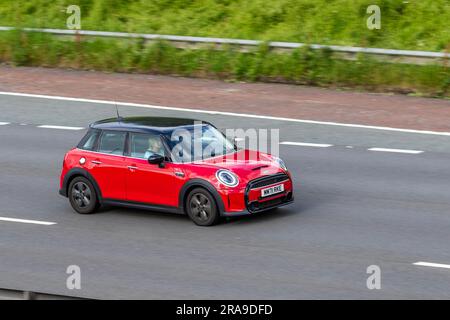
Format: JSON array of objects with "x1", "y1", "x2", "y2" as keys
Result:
[{"x1": 91, "y1": 191, "x2": 321, "y2": 226}]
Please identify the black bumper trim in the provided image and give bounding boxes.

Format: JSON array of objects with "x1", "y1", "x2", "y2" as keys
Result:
[{"x1": 221, "y1": 210, "x2": 250, "y2": 217}]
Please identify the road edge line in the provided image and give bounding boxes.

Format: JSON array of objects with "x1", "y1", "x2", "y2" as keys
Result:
[{"x1": 1, "y1": 91, "x2": 450, "y2": 137}]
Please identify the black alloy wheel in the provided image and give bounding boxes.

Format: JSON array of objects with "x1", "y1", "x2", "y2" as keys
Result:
[
  {"x1": 68, "y1": 177, "x2": 99, "y2": 214},
  {"x1": 186, "y1": 188, "x2": 220, "y2": 226}
]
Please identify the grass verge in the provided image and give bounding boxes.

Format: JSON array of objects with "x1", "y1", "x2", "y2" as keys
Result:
[{"x1": 0, "y1": 31, "x2": 448, "y2": 97}]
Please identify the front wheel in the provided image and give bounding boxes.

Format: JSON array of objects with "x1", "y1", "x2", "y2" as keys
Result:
[
  {"x1": 186, "y1": 188, "x2": 220, "y2": 226},
  {"x1": 68, "y1": 176, "x2": 99, "y2": 214}
]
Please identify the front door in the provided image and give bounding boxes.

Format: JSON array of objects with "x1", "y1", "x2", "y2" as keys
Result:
[{"x1": 125, "y1": 132, "x2": 182, "y2": 207}]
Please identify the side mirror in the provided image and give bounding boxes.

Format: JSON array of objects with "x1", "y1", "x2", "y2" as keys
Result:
[{"x1": 148, "y1": 154, "x2": 165, "y2": 167}]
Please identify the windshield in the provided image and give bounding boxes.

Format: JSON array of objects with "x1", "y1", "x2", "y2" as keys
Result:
[{"x1": 164, "y1": 124, "x2": 236, "y2": 163}]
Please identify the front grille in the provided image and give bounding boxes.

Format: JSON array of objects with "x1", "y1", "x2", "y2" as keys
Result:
[
  {"x1": 249, "y1": 173, "x2": 289, "y2": 189},
  {"x1": 245, "y1": 173, "x2": 293, "y2": 213},
  {"x1": 249, "y1": 197, "x2": 283, "y2": 211},
  {"x1": 248, "y1": 192, "x2": 293, "y2": 212}
]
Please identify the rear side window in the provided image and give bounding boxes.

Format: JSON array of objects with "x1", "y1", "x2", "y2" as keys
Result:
[
  {"x1": 78, "y1": 130, "x2": 100, "y2": 151},
  {"x1": 98, "y1": 131, "x2": 127, "y2": 155}
]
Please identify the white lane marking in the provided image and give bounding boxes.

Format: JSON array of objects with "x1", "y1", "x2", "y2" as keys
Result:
[
  {"x1": 0, "y1": 216, "x2": 57, "y2": 226},
  {"x1": 38, "y1": 125, "x2": 85, "y2": 131},
  {"x1": 368, "y1": 147, "x2": 424, "y2": 154},
  {"x1": 280, "y1": 142, "x2": 333, "y2": 148},
  {"x1": 0, "y1": 122, "x2": 10, "y2": 126},
  {"x1": 413, "y1": 262, "x2": 450, "y2": 270},
  {"x1": 1, "y1": 91, "x2": 450, "y2": 137}
]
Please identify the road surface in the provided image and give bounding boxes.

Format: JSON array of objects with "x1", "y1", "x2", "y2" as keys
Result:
[{"x1": 0, "y1": 93, "x2": 449, "y2": 299}]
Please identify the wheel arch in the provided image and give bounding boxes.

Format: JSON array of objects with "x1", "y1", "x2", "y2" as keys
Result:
[
  {"x1": 61, "y1": 168, "x2": 103, "y2": 203},
  {"x1": 178, "y1": 179, "x2": 225, "y2": 215}
]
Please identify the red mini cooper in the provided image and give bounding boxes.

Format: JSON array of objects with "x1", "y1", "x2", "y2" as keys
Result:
[{"x1": 59, "y1": 117, "x2": 294, "y2": 226}]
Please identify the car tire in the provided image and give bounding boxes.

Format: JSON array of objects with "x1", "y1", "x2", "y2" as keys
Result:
[
  {"x1": 68, "y1": 176, "x2": 99, "y2": 214},
  {"x1": 186, "y1": 188, "x2": 220, "y2": 226}
]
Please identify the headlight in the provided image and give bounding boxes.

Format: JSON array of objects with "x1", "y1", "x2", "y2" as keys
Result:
[
  {"x1": 216, "y1": 169, "x2": 239, "y2": 187},
  {"x1": 275, "y1": 157, "x2": 288, "y2": 171}
]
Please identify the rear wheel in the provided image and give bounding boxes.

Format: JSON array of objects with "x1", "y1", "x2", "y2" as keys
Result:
[
  {"x1": 186, "y1": 188, "x2": 220, "y2": 226},
  {"x1": 68, "y1": 176, "x2": 99, "y2": 214}
]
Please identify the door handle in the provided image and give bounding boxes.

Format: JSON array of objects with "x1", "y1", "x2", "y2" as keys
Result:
[
  {"x1": 128, "y1": 166, "x2": 138, "y2": 171},
  {"x1": 92, "y1": 160, "x2": 102, "y2": 165}
]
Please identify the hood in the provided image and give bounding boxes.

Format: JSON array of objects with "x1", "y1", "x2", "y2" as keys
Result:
[{"x1": 193, "y1": 149, "x2": 285, "y2": 184}]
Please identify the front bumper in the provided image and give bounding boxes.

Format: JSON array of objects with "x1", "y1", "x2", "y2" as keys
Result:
[
  {"x1": 221, "y1": 172, "x2": 294, "y2": 216},
  {"x1": 221, "y1": 197, "x2": 294, "y2": 217},
  {"x1": 221, "y1": 210, "x2": 251, "y2": 217}
]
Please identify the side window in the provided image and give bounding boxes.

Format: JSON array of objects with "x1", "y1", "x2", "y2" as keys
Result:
[
  {"x1": 130, "y1": 133, "x2": 165, "y2": 159},
  {"x1": 78, "y1": 130, "x2": 100, "y2": 151},
  {"x1": 98, "y1": 131, "x2": 127, "y2": 155}
]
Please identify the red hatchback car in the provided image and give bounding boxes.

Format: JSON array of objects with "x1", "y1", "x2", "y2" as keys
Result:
[{"x1": 59, "y1": 117, "x2": 294, "y2": 226}]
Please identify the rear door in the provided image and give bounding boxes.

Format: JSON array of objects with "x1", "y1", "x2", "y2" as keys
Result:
[{"x1": 88, "y1": 130, "x2": 128, "y2": 200}]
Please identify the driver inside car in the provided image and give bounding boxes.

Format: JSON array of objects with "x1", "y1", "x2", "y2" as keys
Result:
[{"x1": 144, "y1": 135, "x2": 165, "y2": 159}]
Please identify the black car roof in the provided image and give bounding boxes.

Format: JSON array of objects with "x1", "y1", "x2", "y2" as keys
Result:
[{"x1": 90, "y1": 117, "x2": 212, "y2": 134}]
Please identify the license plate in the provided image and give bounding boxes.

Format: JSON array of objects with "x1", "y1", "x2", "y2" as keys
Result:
[{"x1": 261, "y1": 184, "x2": 284, "y2": 198}]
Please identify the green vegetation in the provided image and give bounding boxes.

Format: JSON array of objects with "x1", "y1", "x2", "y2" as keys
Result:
[
  {"x1": 0, "y1": 0, "x2": 449, "y2": 51},
  {"x1": 0, "y1": 1, "x2": 448, "y2": 97},
  {"x1": 1, "y1": 31, "x2": 448, "y2": 97}
]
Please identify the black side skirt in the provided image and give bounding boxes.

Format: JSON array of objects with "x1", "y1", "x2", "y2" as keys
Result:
[{"x1": 102, "y1": 199, "x2": 184, "y2": 215}]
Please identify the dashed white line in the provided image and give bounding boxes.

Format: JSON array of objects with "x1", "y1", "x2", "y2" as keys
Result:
[
  {"x1": 38, "y1": 125, "x2": 85, "y2": 131},
  {"x1": 2, "y1": 119, "x2": 428, "y2": 155},
  {"x1": 368, "y1": 147, "x2": 424, "y2": 154},
  {"x1": 413, "y1": 262, "x2": 450, "y2": 270},
  {"x1": 1, "y1": 91, "x2": 450, "y2": 137},
  {"x1": 0, "y1": 217, "x2": 57, "y2": 226},
  {"x1": 280, "y1": 142, "x2": 333, "y2": 148}
]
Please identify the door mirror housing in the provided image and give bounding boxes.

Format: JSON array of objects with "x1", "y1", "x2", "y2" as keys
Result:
[{"x1": 148, "y1": 154, "x2": 165, "y2": 167}]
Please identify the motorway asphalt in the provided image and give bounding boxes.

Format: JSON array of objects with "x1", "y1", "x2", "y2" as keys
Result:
[{"x1": 0, "y1": 94, "x2": 450, "y2": 299}]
